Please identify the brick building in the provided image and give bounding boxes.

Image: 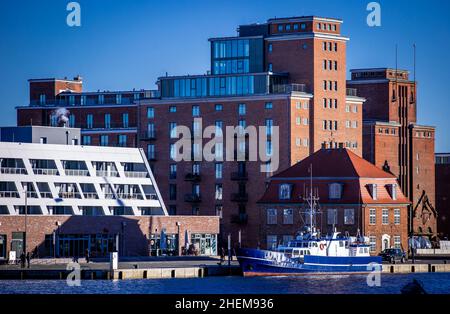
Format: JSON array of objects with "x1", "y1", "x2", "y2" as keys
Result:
[
  {"x1": 436, "y1": 153, "x2": 450, "y2": 238},
  {"x1": 15, "y1": 16, "x2": 365, "y2": 248},
  {"x1": 258, "y1": 148, "x2": 410, "y2": 255},
  {"x1": 347, "y1": 68, "x2": 437, "y2": 240}
]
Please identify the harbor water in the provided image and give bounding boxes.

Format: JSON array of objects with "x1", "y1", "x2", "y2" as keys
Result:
[{"x1": 1, "y1": 273, "x2": 450, "y2": 294}]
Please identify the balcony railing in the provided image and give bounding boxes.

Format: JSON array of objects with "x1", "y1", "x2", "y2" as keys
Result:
[
  {"x1": 231, "y1": 193, "x2": 249, "y2": 202},
  {"x1": 124, "y1": 171, "x2": 148, "y2": 178},
  {"x1": 25, "y1": 191, "x2": 39, "y2": 198},
  {"x1": 231, "y1": 172, "x2": 248, "y2": 181},
  {"x1": 141, "y1": 131, "x2": 156, "y2": 140},
  {"x1": 40, "y1": 192, "x2": 53, "y2": 198},
  {"x1": 83, "y1": 192, "x2": 99, "y2": 199},
  {"x1": 145, "y1": 193, "x2": 158, "y2": 200},
  {"x1": 184, "y1": 194, "x2": 201, "y2": 203},
  {"x1": 96, "y1": 170, "x2": 119, "y2": 177},
  {"x1": 0, "y1": 167, "x2": 27, "y2": 175},
  {"x1": 33, "y1": 168, "x2": 59, "y2": 175},
  {"x1": 0, "y1": 191, "x2": 20, "y2": 198},
  {"x1": 346, "y1": 88, "x2": 358, "y2": 97},
  {"x1": 116, "y1": 193, "x2": 144, "y2": 200},
  {"x1": 184, "y1": 173, "x2": 201, "y2": 182},
  {"x1": 77, "y1": 123, "x2": 137, "y2": 130},
  {"x1": 231, "y1": 213, "x2": 248, "y2": 224},
  {"x1": 271, "y1": 83, "x2": 307, "y2": 94},
  {"x1": 64, "y1": 169, "x2": 89, "y2": 176},
  {"x1": 58, "y1": 192, "x2": 82, "y2": 199}
]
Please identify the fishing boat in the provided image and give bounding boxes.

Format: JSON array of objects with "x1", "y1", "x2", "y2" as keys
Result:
[{"x1": 236, "y1": 167, "x2": 382, "y2": 276}]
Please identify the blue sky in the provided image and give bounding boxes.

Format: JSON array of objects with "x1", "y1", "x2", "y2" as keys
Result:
[{"x1": 1, "y1": 0, "x2": 449, "y2": 152}]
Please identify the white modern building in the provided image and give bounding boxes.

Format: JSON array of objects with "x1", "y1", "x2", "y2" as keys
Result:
[{"x1": 0, "y1": 141, "x2": 167, "y2": 216}]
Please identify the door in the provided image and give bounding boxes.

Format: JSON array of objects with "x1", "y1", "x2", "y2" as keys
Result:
[
  {"x1": 0, "y1": 235, "x2": 6, "y2": 259},
  {"x1": 11, "y1": 232, "x2": 25, "y2": 255},
  {"x1": 382, "y1": 234, "x2": 391, "y2": 251}
]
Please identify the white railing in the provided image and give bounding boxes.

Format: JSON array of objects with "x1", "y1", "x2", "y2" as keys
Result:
[
  {"x1": 33, "y1": 168, "x2": 58, "y2": 175},
  {"x1": 116, "y1": 193, "x2": 144, "y2": 200},
  {"x1": 145, "y1": 193, "x2": 158, "y2": 200},
  {"x1": 64, "y1": 169, "x2": 89, "y2": 176},
  {"x1": 124, "y1": 171, "x2": 148, "y2": 178},
  {"x1": 58, "y1": 192, "x2": 82, "y2": 199},
  {"x1": 0, "y1": 167, "x2": 27, "y2": 175},
  {"x1": 104, "y1": 193, "x2": 116, "y2": 199},
  {"x1": 40, "y1": 192, "x2": 53, "y2": 198},
  {"x1": 83, "y1": 192, "x2": 99, "y2": 199},
  {"x1": 0, "y1": 191, "x2": 20, "y2": 198},
  {"x1": 96, "y1": 170, "x2": 119, "y2": 177}
]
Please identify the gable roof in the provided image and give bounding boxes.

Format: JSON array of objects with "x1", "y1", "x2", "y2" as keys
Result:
[{"x1": 273, "y1": 148, "x2": 397, "y2": 179}]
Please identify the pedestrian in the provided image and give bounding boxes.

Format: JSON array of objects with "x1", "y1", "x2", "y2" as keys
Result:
[
  {"x1": 26, "y1": 252, "x2": 31, "y2": 269},
  {"x1": 85, "y1": 248, "x2": 90, "y2": 263},
  {"x1": 20, "y1": 252, "x2": 25, "y2": 268},
  {"x1": 220, "y1": 247, "x2": 225, "y2": 265}
]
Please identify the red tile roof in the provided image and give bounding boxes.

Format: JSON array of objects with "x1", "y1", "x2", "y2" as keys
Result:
[
  {"x1": 273, "y1": 148, "x2": 397, "y2": 179},
  {"x1": 259, "y1": 149, "x2": 410, "y2": 205}
]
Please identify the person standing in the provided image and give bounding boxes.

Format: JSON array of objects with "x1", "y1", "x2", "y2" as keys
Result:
[
  {"x1": 26, "y1": 252, "x2": 31, "y2": 269},
  {"x1": 219, "y1": 247, "x2": 225, "y2": 265},
  {"x1": 85, "y1": 248, "x2": 90, "y2": 263},
  {"x1": 20, "y1": 252, "x2": 25, "y2": 268}
]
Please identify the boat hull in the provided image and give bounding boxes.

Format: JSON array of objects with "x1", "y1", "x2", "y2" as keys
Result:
[{"x1": 237, "y1": 248, "x2": 382, "y2": 277}]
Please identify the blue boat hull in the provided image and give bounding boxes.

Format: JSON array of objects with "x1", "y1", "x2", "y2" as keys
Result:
[{"x1": 237, "y1": 248, "x2": 382, "y2": 276}]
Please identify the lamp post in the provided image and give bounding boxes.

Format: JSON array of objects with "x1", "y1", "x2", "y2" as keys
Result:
[
  {"x1": 176, "y1": 222, "x2": 181, "y2": 256},
  {"x1": 23, "y1": 185, "x2": 28, "y2": 256}
]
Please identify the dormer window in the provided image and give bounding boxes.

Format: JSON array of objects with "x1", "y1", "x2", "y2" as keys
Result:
[
  {"x1": 279, "y1": 184, "x2": 292, "y2": 200},
  {"x1": 387, "y1": 183, "x2": 397, "y2": 200},
  {"x1": 369, "y1": 184, "x2": 378, "y2": 200},
  {"x1": 329, "y1": 183, "x2": 343, "y2": 199}
]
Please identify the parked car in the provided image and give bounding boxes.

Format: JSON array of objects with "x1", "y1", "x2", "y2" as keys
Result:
[{"x1": 379, "y1": 248, "x2": 407, "y2": 263}]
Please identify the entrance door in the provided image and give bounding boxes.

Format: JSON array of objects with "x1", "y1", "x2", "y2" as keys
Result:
[
  {"x1": 0, "y1": 235, "x2": 6, "y2": 259},
  {"x1": 382, "y1": 234, "x2": 391, "y2": 251},
  {"x1": 11, "y1": 232, "x2": 25, "y2": 255}
]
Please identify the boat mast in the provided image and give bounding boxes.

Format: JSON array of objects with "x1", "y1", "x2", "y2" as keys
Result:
[{"x1": 309, "y1": 164, "x2": 313, "y2": 232}]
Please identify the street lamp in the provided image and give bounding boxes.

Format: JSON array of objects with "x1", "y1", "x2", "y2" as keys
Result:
[
  {"x1": 23, "y1": 185, "x2": 28, "y2": 256},
  {"x1": 176, "y1": 222, "x2": 181, "y2": 256}
]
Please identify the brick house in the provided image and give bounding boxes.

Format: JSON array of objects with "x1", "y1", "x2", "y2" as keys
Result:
[{"x1": 258, "y1": 148, "x2": 410, "y2": 255}]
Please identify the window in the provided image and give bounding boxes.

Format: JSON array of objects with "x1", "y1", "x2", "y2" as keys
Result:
[
  {"x1": 267, "y1": 235, "x2": 278, "y2": 250},
  {"x1": 329, "y1": 60, "x2": 332, "y2": 70},
  {"x1": 394, "y1": 236, "x2": 401, "y2": 249},
  {"x1": 265, "y1": 119, "x2": 273, "y2": 136},
  {"x1": 122, "y1": 113, "x2": 129, "y2": 128},
  {"x1": 82, "y1": 136, "x2": 91, "y2": 145},
  {"x1": 334, "y1": 81, "x2": 338, "y2": 91},
  {"x1": 268, "y1": 63, "x2": 273, "y2": 72},
  {"x1": 334, "y1": 61, "x2": 338, "y2": 71},
  {"x1": 39, "y1": 94, "x2": 46, "y2": 105},
  {"x1": 352, "y1": 105, "x2": 358, "y2": 113},
  {"x1": 215, "y1": 163, "x2": 223, "y2": 179},
  {"x1": 323, "y1": 41, "x2": 327, "y2": 50},
  {"x1": 169, "y1": 106, "x2": 177, "y2": 113},
  {"x1": 215, "y1": 184, "x2": 223, "y2": 201},
  {"x1": 268, "y1": 43, "x2": 273, "y2": 53},
  {"x1": 147, "y1": 107, "x2": 154, "y2": 119},
  {"x1": 98, "y1": 94, "x2": 104, "y2": 105},
  {"x1": 370, "y1": 184, "x2": 378, "y2": 200},
  {"x1": 147, "y1": 144, "x2": 155, "y2": 159},
  {"x1": 265, "y1": 102, "x2": 273, "y2": 109},
  {"x1": 323, "y1": 80, "x2": 327, "y2": 90},
  {"x1": 301, "y1": 23, "x2": 306, "y2": 30},
  {"x1": 100, "y1": 135, "x2": 108, "y2": 146},
  {"x1": 279, "y1": 184, "x2": 292, "y2": 200},
  {"x1": 283, "y1": 209, "x2": 293, "y2": 224},
  {"x1": 334, "y1": 99, "x2": 338, "y2": 108},
  {"x1": 327, "y1": 209, "x2": 338, "y2": 225},
  {"x1": 215, "y1": 104, "x2": 223, "y2": 111},
  {"x1": 394, "y1": 209, "x2": 400, "y2": 225},
  {"x1": 169, "y1": 184, "x2": 177, "y2": 200},
  {"x1": 80, "y1": 95, "x2": 86, "y2": 106},
  {"x1": 346, "y1": 120, "x2": 350, "y2": 128},
  {"x1": 317, "y1": 23, "x2": 322, "y2": 30},
  {"x1": 302, "y1": 138, "x2": 309, "y2": 147},
  {"x1": 323, "y1": 98, "x2": 327, "y2": 108},
  {"x1": 323, "y1": 120, "x2": 327, "y2": 130},
  {"x1": 296, "y1": 138, "x2": 301, "y2": 147},
  {"x1": 329, "y1": 183, "x2": 342, "y2": 199},
  {"x1": 69, "y1": 114, "x2": 75, "y2": 127},
  {"x1": 390, "y1": 184, "x2": 397, "y2": 200},
  {"x1": 277, "y1": 24, "x2": 284, "y2": 32},
  {"x1": 170, "y1": 143, "x2": 177, "y2": 160},
  {"x1": 293, "y1": 23, "x2": 299, "y2": 30},
  {"x1": 285, "y1": 24, "x2": 291, "y2": 31},
  {"x1": 238, "y1": 103, "x2": 246, "y2": 115},
  {"x1": 192, "y1": 105, "x2": 200, "y2": 117},
  {"x1": 323, "y1": 59, "x2": 327, "y2": 70},
  {"x1": 329, "y1": 81, "x2": 333, "y2": 90},
  {"x1": 116, "y1": 94, "x2": 122, "y2": 104},
  {"x1": 169, "y1": 164, "x2": 177, "y2": 179},
  {"x1": 303, "y1": 118, "x2": 308, "y2": 126},
  {"x1": 296, "y1": 117, "x2": 301, "y2": 125},
  {"x1": 267, "y1": 209, "x2": 277, "y2": 225},
  {"x1": 344, "y1": 208, "x2": 354, "y2": 225},
  {"x1": 215, "y1": 205, "x2": 223, "y2": 218},
  {"x1": 104, "y1": 114, "x2": 111, "y2": 129},
  {"x1": 369, "y1": 236, "x2": 376, "y2": 253},
  {"x1": 369, "y1": 208, "x2": 376, "y2": 225},
  {"x1": 334, "y1": 42, "x2": 338, "y2": 51},
  {"x1": 169, "y1": 122, "x2": 177, "y2": 138},
  {"x1": 118, "y1": 135, "x2": 127, "y2": 147},
  {"x1": 382, "y1": 209, "x2": 389, "y2": 225}
]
